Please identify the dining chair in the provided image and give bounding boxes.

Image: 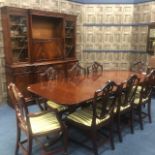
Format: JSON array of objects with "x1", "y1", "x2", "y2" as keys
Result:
[
  {"x1": 130, "y1": 61, "x2": 148, "y2": 73},
  {"x1": 87, "y1": 61, "x2": 103, "y2": 75},
  {"x1": 38, "y1": 66, "x2": 68, "y2": 113},
  {"x1": 115, "y1": 74, "x2": 139, "y2": 142},
  {"x1": 8, "y1": 83, "x2": 68, "y2": 155},
  {"x1": 133, "y1": 69, "x2": 155, "y2": 130},
  {"x1": 67, "y1": 62, "x2": 87, "y2": 81},
  {"x1": 66, "y1": 80, "x2": 121, "y2": 155}
]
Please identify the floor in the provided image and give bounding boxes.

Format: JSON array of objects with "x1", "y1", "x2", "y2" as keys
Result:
[{"x1": 0, "y1": 99, "x2": 155, "y2": 155}]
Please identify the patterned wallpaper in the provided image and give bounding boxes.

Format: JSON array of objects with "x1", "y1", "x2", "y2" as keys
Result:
[{"x1": 0, "y1": 0, "x2": 154, "y2": 103}]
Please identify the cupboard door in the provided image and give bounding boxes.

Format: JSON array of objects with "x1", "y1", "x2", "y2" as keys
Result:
[
  {"x1": 10, "y1": 15, "x2": 29, "y2": 62},
  {"x1": 1, "y1": 7, "x2": 29, "y2": 64},
  {"x1": 6, "y1": 66, "x2": 33, "y2": 99}
]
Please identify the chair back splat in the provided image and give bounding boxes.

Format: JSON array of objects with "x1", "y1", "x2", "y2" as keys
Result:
[
  {"x1": 92, "y1": 81, "x2": 120, "y2": 126},
  {"x1": 38, "y1": 66, "x2": 67, "y2": 112},
  {"x1": 39, "y1": 66, "x2": 64, "y2": 82},
  {"x1": 8, "y1": 83, "x2": 30, "y2": 130},
  {"x1": 118, "y1": 74, "x2": 140, "y2": 112},
  {"x1": 87, "y1": 61, "x2": 103, "y2": 75},
  {"x1": 130, "y1": 61, "x2": 148, "y2": 73},
  {"x1": 68, "y1": 62, "x2": 86, "y2": 80}
]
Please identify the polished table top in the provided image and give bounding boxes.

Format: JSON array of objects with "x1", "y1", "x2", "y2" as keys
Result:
[{"x1": 27, "y1": 71, "x2": 144, "y2": 106}]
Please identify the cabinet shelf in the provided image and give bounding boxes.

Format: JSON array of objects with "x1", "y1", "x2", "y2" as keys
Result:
[
  {"x1": 11, "y1": 24, "x2": 26, "y2": 27},
  {"x1": 65, "y1": 26, "x2": 74, "y2": 29},
  {"x1": 11, "y1": 36, "x2": 27, "y2": 39},
  {"x1": 65, "y1": 36, "x2": 74, "y2": 39},
  {"x1": 32, "y1": 38, "x2": 63, "y2": 42},
  {"x1": 66, "y1": 45, "x2": 73, "y2": 48},
  {"x1": 12, "y1": 47, "x2": 27, "y2": 50}
]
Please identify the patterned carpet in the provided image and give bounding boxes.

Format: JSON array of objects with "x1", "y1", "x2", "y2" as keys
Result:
[{"x1": 0, "y1": 98, "x2": 155, "y2": 155}]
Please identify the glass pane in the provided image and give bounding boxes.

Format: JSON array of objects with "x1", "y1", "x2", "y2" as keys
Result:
[
  {"x1": 65, "y1": 20, "x2": 75, "y2": 58},
  {"x1": 10, "y1": 15, "x2": 28, "y2": 62},
  {"x1": 149, "y1": 29, "x2": 155, "y2": 38}
]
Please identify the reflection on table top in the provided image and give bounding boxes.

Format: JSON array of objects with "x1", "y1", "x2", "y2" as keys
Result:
[{"x1": 28, "y1": 70, "x2": 144, "y2": 106}]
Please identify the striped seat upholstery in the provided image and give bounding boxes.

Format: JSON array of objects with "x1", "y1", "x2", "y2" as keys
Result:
[
  {"x1": 114, "y1": 104, "x2": 130, "y2": 113},
  {"x1": 67, "y1": 107, "x2": 110, "y2": 127},
  {"x1": 114, "y1": 92, "x2": 130, "y2": 113},
  {"x1": 134, "y1": 86, "x2": 148, "y2": 105},
  {"x1": 134, "y1": 97, "x2": 148, "y2": 105},
  {"x1": 47, "y1": 100, "x2": 67, "y2": 112},
  {"x1": 30, "y1": 112, "x2": 61, "y2": 135},
  {"x1": 137, "y1": 86, "x2": 142, "y2": 92}
]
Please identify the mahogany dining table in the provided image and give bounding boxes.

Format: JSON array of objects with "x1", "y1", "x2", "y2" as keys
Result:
[{"x1": 27, "y1": 70, "x2": 145, "y2": 106}]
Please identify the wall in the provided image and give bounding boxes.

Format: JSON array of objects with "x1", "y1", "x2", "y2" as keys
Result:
[
  {"x1": 81, "y1": 2, "x2": 152, "y2": 69},
  {"x1": 0, "y1": 0, "x2": 154, "y2": 103}
]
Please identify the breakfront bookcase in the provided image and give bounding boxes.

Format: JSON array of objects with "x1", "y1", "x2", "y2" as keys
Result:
[{"x1": 1, "y1": 6, "x2": 77, "y2": 102}]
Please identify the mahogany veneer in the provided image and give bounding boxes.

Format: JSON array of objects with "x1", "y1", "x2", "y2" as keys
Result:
[{"x1": 28, "y1": 71, "x2": 144, "y2": 106}]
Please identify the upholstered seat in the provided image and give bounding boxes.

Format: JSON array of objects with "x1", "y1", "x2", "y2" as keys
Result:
[
  {"x1": 136, "y1": 86, "x2": 142, "y2": 92},
  {"x1": 47, "y1": 100, "x2": 67, "y2": 112},
  {"x1": 67, "y1": 108, "x2": 110, "y2": 127},
  {"x1": 134, "y1": 97, "x2": 148, "y2": 105},
  {"x1": 114, "y1": 104, "x2": 130, "y2": 113},
  {"x1": 29, "y1": 112, "x2": 61, "y2": 135}
]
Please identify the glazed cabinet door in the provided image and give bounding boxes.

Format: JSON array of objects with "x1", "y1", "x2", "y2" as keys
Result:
[
  {"x1": 1, "y1": 7, "x2": 29, "y2": 64},
  {"x1": 64, "y1": 15, "x2": 76, "y2": 59}
]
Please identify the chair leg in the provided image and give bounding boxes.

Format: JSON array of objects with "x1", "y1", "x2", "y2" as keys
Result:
[
  {"x1": 130, "y1": 109, "x2": 134, "y2": 134},
  {"x1": 27, "y1": 136, "x2": 32, "y2": 155},
  {"x1": 110, "y1": 120, "x2": 115, "y2": 150},
  {"x1": 138, "y1": 106, "x2": 143, "y2": 130},
  {"x1": 148, "y1": 101, "x2": 152, "y2": 123},
  {"x1": 63, "y1": 127, "x2": 68, "y2": 155},
  {"x1": 116, "y1": 115, "x2": 122, "y2": 143},
  {"x1": 15, "y1": 126, "x2": 21, "y2": 155},
  {"x1": 91, "y1": 130, "x2": 98, "y2": 155}
]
